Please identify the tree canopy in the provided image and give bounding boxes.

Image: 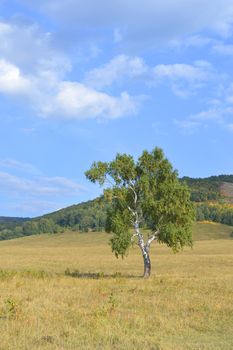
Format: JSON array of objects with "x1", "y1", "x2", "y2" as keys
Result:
[{"x1": 86, "y1": 147, "x2": 195, "y2": 277}]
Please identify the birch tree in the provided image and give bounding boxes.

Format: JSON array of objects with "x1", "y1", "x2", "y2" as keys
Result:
[{"x1": 85, "y1": 147, "x2": 194, "y2": 278}]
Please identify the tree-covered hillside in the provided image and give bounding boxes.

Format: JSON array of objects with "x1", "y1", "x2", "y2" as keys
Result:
[
  {"x1": 181, "y1": 175, "x2": 233, "y2": 202},
  {"x1": 0, "y1": 217, "x2": 29, "y2": 231},
  {"x1": 0, "y1": 199, "x2": 108, "y2": 241},
  {"x1": 1, "y1": 174, "x2": 233, "y2": 241},
  {"x1": 42, "y1": 199, "x2": 108, "y2": 232}
]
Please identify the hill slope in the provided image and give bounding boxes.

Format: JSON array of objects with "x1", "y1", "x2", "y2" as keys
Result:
[
  {"x1": 220, "y1": 182, "x2": 233, "y2": 202},
  {"x1": 42, "y1": 198, "x2": 107, "y2": 231},
  {"x1": 0, "y1": 216, "x2": 29, "y2": 231},
  {"x1": 37, "y1": 174, "x2": 233, "y2": 228},
  {"x1": 181, "y1": 175, "x2": 233, "y2": 202},
  {"x1": 1, "y1": 174, "x2": 233, "y2": 241},
  {"x1": 192, "y1": 221, "x2": 233, "y2": 240}
]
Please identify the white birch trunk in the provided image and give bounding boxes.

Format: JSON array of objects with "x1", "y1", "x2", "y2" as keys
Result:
[{"x1": 134, "y1": 222, "x2": 152, "y2": 278}]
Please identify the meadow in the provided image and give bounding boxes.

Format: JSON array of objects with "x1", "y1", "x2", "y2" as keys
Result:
[{"x1": 0, "y1": 222, "x2": 232, "y2": 349}]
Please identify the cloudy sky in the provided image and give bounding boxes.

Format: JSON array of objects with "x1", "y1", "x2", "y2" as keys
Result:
[{"x1": 1, "y1": 0, "x2": 233, "y2": 217}]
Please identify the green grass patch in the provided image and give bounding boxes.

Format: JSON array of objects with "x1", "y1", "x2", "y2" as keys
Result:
[{"x1": 193, "y1": 221, "x2": 233, "y2": 240}]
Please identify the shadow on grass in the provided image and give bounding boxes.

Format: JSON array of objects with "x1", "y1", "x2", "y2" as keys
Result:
[{"x1": 64, "y1": 268, "x2": 141, "y2": 279}]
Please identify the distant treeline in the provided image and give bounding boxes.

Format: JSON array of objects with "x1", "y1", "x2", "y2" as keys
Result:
[
  {"x1": 0, "y1": 199, "x2": 108, "y2": 241},
  {"x1": 0, "y1": 218, "x2": 61, "y2": 240},
  {"x1": 196, "y1": 203, "x2": 233, "y2": 226},
  {"x1": 1, "y1": 175, "x2": 233, "y2": 241},
  {"x1": 0, "y1": 217, "x2": 29, "y2": 231},
  {"x1": 1, "y1": 201, "x2": 233, "y2": 241}
]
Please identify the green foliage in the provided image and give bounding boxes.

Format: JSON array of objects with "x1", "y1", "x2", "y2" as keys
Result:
[
  {"x1": 44, "y1": 199, "x2": 108, "y2": 232},
  {"x1": 107, "y1": 210, "x2": 131, "y2": 258},
  {"x1": 86, "y1": 147, "x2": 195, "y2": 257},
  {"x1": 158, "y1": 223, "x2": 193, "y2": 252},
  {"x1": 85, "y1": 161, "x2": 109, "y2": 185},
  {"x1": 138, "y1": 149, "x2": 194, "y2": 251},
  {"x1": 0, "y1": 217, "x2": 28, "y2": 236},
  {"x1": 196, "y1": 203, "x2": 233, "y2": 226},
  {"x1": 110, "y1": 231, "x2": 132, "y2": 259},
  {"x1": 138, "y1": 149, "x2": 194, "y2": 232},
  {"x1": 0, "y1": 217, "x2": 61, "y2": 241}
]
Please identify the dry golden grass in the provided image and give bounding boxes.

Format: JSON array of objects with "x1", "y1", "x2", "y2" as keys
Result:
[{"x1": 0, "y1": 223, "x2": 232, "y2": 349}]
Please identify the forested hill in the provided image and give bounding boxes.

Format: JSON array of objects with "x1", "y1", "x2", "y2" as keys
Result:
[
  {"x1": 0, "y1": 199, "x2": 108, "y2": 240},
  {"x1": 1, "y1": 174, "x2": 233, "y2": 241},
  {"x1": 0, "y1": 217, "x2": 29, "y2": 223},
  {"x1": 42, "y1": 199, "x2": 108, "y2": 232},
  {"x1": 181, "y1": 175, "x2": 233, "y2": 202},
  {"x1": 0, "y1": 217, "x2": 29, "y2": 230}
]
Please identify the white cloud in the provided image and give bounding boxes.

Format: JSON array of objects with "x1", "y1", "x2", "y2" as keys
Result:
[
  {"x1": 10, "y1": 200, "x2": 63, "y2": 216},
  {"x1": 85, "y1": 56, "x2": 214, "y2": 97},
  {"x1": 0, "y1": 158, "x2": 40, "y2": 175},
  {"x1": 152, "y1": 61, "x2": 214, "y2": 97},
  {"x1": 169, "y1": 35, "x2": 216, "y2": 48},
  {"x1": 0, "y1": 20, "x2": 70, "y2": 76},
  {"x1": 0, "y1": 21, "x2": 11, "y2": 34},
  {"x1": 0, "y1": 29, "x2": 217, "y2": 120},
  {"x1": 0, "y1": 171, "x2": 82, "y2": 197},
  {"x1": 85, "y1": 55, "x2": 147, "y2": 89},
  {"x1": 0, "y1": 20, "x2": 138, "y2": 120},
  {"x1": 176, "y1": 78, "x2": 233, "y2": 131},
  {"x1": 0, "y1": 59, "x2": 31, "y2": 94},
  {"x1": 0, "y1": 6, "x2": 229, "y2": 122},
  {"x1": 41, "y1": 176, "x2": 85, "y2": 191},
  {"x1": 0, "y1": 58, "x2": 138, "y2": 120},
  {"x1": 177, "y1": 77, "x2": 233, "y2": 131},
  {"x1": 177, "y1": 104, "x2": 233, "y2": 132},
  {"x1": 41, "y1": 82, "x2": 137, "y2": 119},
  {"x1": 189, "y1": 109, "x2": 224, "y2": 123},
  {"x1": 153, "y1": 61, "x2": 212, "y2": 82},
  {"x1": 175, "y1": 109, "x2": 222, "y2": 132},
  {"x1": 20, "y1": 0, "x2": 233, "y2": 48},
  {"x1": 0, "y1": 159, "x2": 85, "y2": 216}
]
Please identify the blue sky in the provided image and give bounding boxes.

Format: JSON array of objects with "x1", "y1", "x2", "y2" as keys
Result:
[{"x1": 1, "y1": 0, "x2": 233, "y2": 217}]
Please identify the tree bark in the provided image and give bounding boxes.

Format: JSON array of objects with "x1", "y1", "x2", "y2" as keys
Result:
[
  {"x1": 143, "y1": 250, "x2": 151, "y2": 278},
  {"x1": 134, "y1": 222, "x2": 152, "y2": 278}
]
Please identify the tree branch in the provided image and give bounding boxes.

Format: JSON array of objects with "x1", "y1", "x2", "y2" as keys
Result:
[
  {"x1": 127, "y1": 206, "x2": 136, "y2": 216},
  {"x1": 128, "y1": 184, "x2": 137, "y2": 205},
  {"x1": 146, "y1": 230, "x2": 159, "y2": 249}
]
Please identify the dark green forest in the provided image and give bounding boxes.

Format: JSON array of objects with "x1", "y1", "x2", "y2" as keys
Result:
[
  {"x1": 0, "y1": 199, "x2": 108, "y2": 240},
  {"x1": 1, "y1": 175, "x2": 233, "y2": 241},
  {"x1": 196, "y1": 203, "x2": 233, "y2": 226}
]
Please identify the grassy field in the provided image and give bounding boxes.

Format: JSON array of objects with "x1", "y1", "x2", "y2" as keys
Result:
[{"x1": 0, "y1": 222, "x2": 232, "y2": 349}]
